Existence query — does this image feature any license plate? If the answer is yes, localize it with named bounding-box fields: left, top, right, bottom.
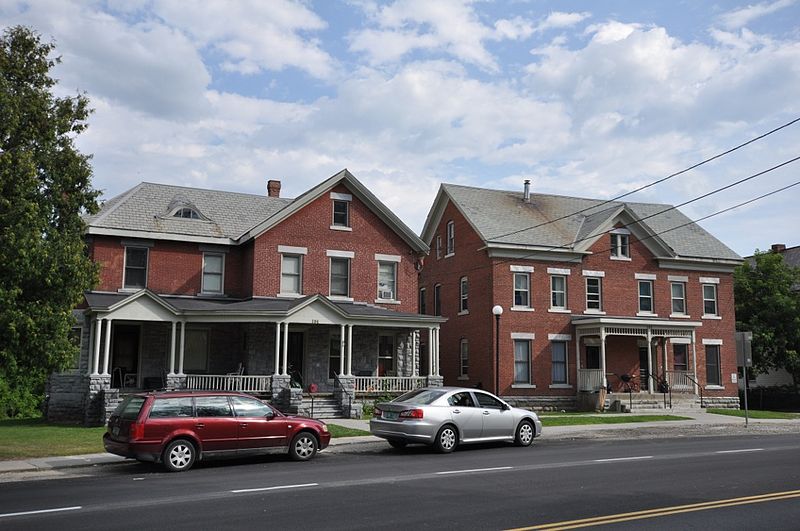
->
left=112, top=426, right=120, bottom=437
left=383, top=411, right=399, bottom=420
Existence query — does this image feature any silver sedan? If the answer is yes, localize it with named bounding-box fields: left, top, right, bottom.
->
left=369, top=387, right=542, bottom=453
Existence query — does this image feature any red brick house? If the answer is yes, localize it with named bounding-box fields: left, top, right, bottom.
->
left=419, top=181, right=742, bottom=411
left=47, top=170, right=444, bottom=424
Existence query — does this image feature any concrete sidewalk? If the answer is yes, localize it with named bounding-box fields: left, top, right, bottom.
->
left=2, top=411, right=798, bottom=475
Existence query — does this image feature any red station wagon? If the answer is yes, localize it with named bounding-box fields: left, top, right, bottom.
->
left=103, top=391, right=331, bottom=472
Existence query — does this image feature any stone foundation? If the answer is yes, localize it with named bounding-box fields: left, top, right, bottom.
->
left=504, top=395, right=578, bottom=412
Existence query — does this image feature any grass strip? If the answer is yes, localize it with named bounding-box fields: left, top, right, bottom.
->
left=0, top=418, right=106, bottom=459
left=541, top=415, right=691, bottom=427
left=705, top=408, right=800, bottom=420
left=326, top=423, right=371, bottom=438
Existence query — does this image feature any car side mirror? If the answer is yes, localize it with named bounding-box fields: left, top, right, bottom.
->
left=265, top=410, right=275, bottom=419
left=502, top=403, right=510, bottom=411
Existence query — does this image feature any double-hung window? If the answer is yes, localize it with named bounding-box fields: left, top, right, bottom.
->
left=202, top=253, right=224, bottom=294
left=610, top=230, right=630, bottom=259
left=377, top=262, right=397, bottom=301
left=550, top=275, right=567, bottom=309
left=419, top=288, right=426, bottom=314
left=281, top=255, right=302, bottom=295
left=435, top=235, right=442, bottom=259
left=671, top=282, right=686, bottom=315
left=586, top=277, right=602, bottom=311
left=514, top=273, right=530, bottom=308
left=514, top=339, right=532, bottom=384
left=551, top=342, right=567, bottom=385
left=332, top=200, right=349, bottom=228
left=673, top=344, right=688, bottom=371
left=433, top=284, right=442, bottom=316
left=330, top=257, right=350, bottom=297
left=638, top=280, right=653, bottom=313
left=703, top=284, right=718, bottom=316
left=124, top=247, right=148, bottom=289
left=459, top=339, right=469, bottom=378
left=459, top=277, right=468, bottom=313
left=706, top=344, right=721, bottom=386
left=446, top=221, right=455, bottom=255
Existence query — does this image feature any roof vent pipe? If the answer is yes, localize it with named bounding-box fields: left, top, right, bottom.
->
left=523, top=179, right=531, bottom=203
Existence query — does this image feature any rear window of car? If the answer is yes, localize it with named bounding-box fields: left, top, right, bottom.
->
left=195, top=396, right=234, bottom=417
left=393, top=389, right=446, bottom=405
left=149, top=397, right=194, bottom=418
left=114, top=396, right=146, bottom=421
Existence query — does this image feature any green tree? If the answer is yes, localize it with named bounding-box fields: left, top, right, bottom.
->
left=0, top=26, right=99, bottom=418
left=735, top=250, right=800, bottom=390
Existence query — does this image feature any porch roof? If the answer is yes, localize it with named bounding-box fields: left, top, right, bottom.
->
left=82, top=290, right=446, bottom=327
left=571, top=315, right=701, bottom=339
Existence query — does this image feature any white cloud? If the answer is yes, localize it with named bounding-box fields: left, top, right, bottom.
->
left=717, top=0, right=796, bottom=30
left=534, top=11, right=591, bottom=33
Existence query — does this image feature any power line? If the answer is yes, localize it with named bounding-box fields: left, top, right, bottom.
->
left=487, top=116, right=800, bottom=242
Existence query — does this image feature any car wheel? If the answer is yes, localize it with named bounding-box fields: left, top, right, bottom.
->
left=289, top=432, right=318, bottom=461
left=388, top=439, right=407, bottom=449
left=434, top=424, right=458, bottom=453
left=515, top=420, right=534, bottom=447
left=163, top=439, right=196, bottom=472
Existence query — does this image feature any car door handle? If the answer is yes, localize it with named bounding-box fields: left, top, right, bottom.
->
left=195, top=423, right=205, bottom=429
left=482, top=411, right=491, bottom=415
left=240, top=423, right=248, bottom=428
left=453, top=409, right=461, bottom=414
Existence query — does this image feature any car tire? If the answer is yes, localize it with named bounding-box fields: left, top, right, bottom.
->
left=289, top=432, right=318, bottom=461
left=388, top=439, right=407, bottom=449
left=162, top=439, right=196, bottom=472
left=514, top=420, right=535, bottom=447
left=433, top=424, right=458, bottom=453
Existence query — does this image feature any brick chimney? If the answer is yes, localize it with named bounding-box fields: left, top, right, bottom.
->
left=267, top=180, right=281, bottom=198
left=772, top=243, right=786, bottom=253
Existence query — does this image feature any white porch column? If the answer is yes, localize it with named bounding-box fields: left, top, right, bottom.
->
left=412, top=330, right=418, bottom=377
left=101, top=319, right=112, bottom=376
left=92, top=318, right=102, bottom=376
left=274, top=322, right=281, bottom=375
left=346, top=324, right=353, bottom=376
left=427, top=327, right=434, bottom=376
left=434, top=327, right=440, bottom=376
left=168, top=321, right=177, bottom=376
left=178, top=321, right=186, bottom=376
left=646, top=329, right=654, bottom=395
left=575, top=333, right=581, bottom=373
left=339, top=324, right=346, bottom=376
left=691, top=330, right=698, bottom=394
left=600, top=327, right=607, bottom=388
left=281, top=322, right=289, bottom=375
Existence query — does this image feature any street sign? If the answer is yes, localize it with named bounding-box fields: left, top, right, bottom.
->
left=735, top=331, right=753, bottom=367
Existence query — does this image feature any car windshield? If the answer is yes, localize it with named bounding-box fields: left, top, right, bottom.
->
left=393, top=389, right=447, bottom=405
left=114, top=396, right=146, bottom=421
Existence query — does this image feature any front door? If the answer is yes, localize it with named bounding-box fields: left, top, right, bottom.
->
left=638, top=347, right=649, bottom=391
left=287, top=332, right=304, bottom=388
left=112, top=324, right=140, bottom=389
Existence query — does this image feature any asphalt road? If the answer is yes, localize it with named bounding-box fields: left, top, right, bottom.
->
left=2, top=434, right=800, bottom=530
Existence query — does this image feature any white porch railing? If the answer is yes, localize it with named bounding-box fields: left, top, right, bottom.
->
left=578, top=369, right=605, bottom=392
left=666, top=370, right=695, bottom=392
left=186, top=374, right=272, bottom=393
left=354, top=376, right=427, bottom=394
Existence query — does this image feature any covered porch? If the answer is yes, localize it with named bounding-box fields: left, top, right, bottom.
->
left=572, top=316, right=702, bottom=395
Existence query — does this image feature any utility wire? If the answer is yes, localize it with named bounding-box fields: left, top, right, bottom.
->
left=486, top=116, right=800, bottom=242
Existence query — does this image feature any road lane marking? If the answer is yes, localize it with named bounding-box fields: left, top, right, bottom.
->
left=716, top=448, right=764, bottom=454
left=436, top=466, right=513, bottom=475
left=507, top=489, right=800, bottom=530
left=593, top=456, right=653, bottom=463
left=231, top=483, right=318, bottom=494
left=0, top=506, right=82, bottom=519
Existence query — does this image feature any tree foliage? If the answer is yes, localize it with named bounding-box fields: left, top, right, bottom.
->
left=0, top=26, right=99, bottom=417
left=734, top=250, right=800, bottom=388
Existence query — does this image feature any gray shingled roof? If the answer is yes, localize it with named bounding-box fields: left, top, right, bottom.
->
left=443, top=184, right=741, bottom=261
left=85, top=182, right=292, bottom=240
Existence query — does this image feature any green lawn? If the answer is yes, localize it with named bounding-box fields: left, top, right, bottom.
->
left=706, top=408, right=800, bottom=420
left=541, top=414, right=691, bottom=427
left=0, top=418, right=106, bottom=459
left=0, top=418, right=371, bottom=461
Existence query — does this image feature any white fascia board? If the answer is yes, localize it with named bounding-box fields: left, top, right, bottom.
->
left=86, top=227, right=235, bottom=246
left=657, top=257, right=741, bottom=273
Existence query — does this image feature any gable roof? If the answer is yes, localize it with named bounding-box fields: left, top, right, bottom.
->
left=84, top=170, right=428, bottom=253
left=421, top=183, right=741, bottom=264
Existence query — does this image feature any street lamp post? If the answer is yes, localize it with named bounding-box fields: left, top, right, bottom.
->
left=492, top=305, right=503, bottom=396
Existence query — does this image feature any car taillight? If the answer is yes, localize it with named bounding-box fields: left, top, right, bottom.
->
left=399, top=408, right=423, bottom=419
left=373, top=407, right=382, bottom=418
left=129, top=422, right=144, bottom=440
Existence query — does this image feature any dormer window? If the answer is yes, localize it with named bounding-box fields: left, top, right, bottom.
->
left=173, top=207, right=201, bottom=219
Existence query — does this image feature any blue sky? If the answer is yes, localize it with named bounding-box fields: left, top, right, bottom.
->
left=2, top=0, right=799, bottom=256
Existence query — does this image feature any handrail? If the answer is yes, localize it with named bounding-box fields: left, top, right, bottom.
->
left=684, top=373, right=704, bottom=408
left=333, top=373, right=352, bottom=418
left=647, top=371, right=672, bottom=409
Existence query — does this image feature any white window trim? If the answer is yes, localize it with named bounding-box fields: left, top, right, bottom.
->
left=550, top=274, right=568, bottom=311
left=582, top=270, right=605, bottom=277
left=510, top=307, right=535, bottom=312
left=702, top=315, right=722, bottom=320
left=330, top=192, right=352, bottom=201
left=704, top=385, right=725, bottom=390
left=585, top=276, right=603, bottom=312
left=459, top=339, right=469, bottom=378
left=278, top=245, right=308, bottom=255
left=375, top=253, right=401, bottom=262
left=638, top=279, right=654, bottom=315
left=702, top=338, right=723, bottom=345
left=549, top=384, right=573, bottom=389
left=547, top=267, right=571, bottom=275
left=668, top=275, right=688, bottom=282
left=702, top=283, right=719, bottom=318
left=610, top=228, right=631, bottom=234
left=511, top=332, right=535, bottom=340
left=326, top=249, right=355, bottom=259
left=671, top=337, right=691, bottom=345
left=512, top=384, right=537, bottom=389
left=510, top=265, right=534, bottom=273
left=435, top=235, right=442, bottom=260
left=278, top=254, right=303, bottom=298
left=377, top=261, right=398, bottom=302
left=610, top=256, right=632, bottom=262
left=699, top=277, right=720, bottom=284
left=513, top=271, right=532, bottom=310
left=459, top=276, right=469, bottom=313
left=583, top=309, right=607, bottom=315
left=548, top=334, right=572, bottom=341
left=669, top=313, right=692, bottom=319
left=635, top=273, right=656, bottom=280
left=331, top=197, right=351, bottom=229
left=446, top=220, right=455, bottom=256
left=329, top=225, right=353, bottom=232
left=201, top=252, right=225, bottom=295
left=548, top=308, right=573, bottom=314
left=329, top=256, right=351, bottom=299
